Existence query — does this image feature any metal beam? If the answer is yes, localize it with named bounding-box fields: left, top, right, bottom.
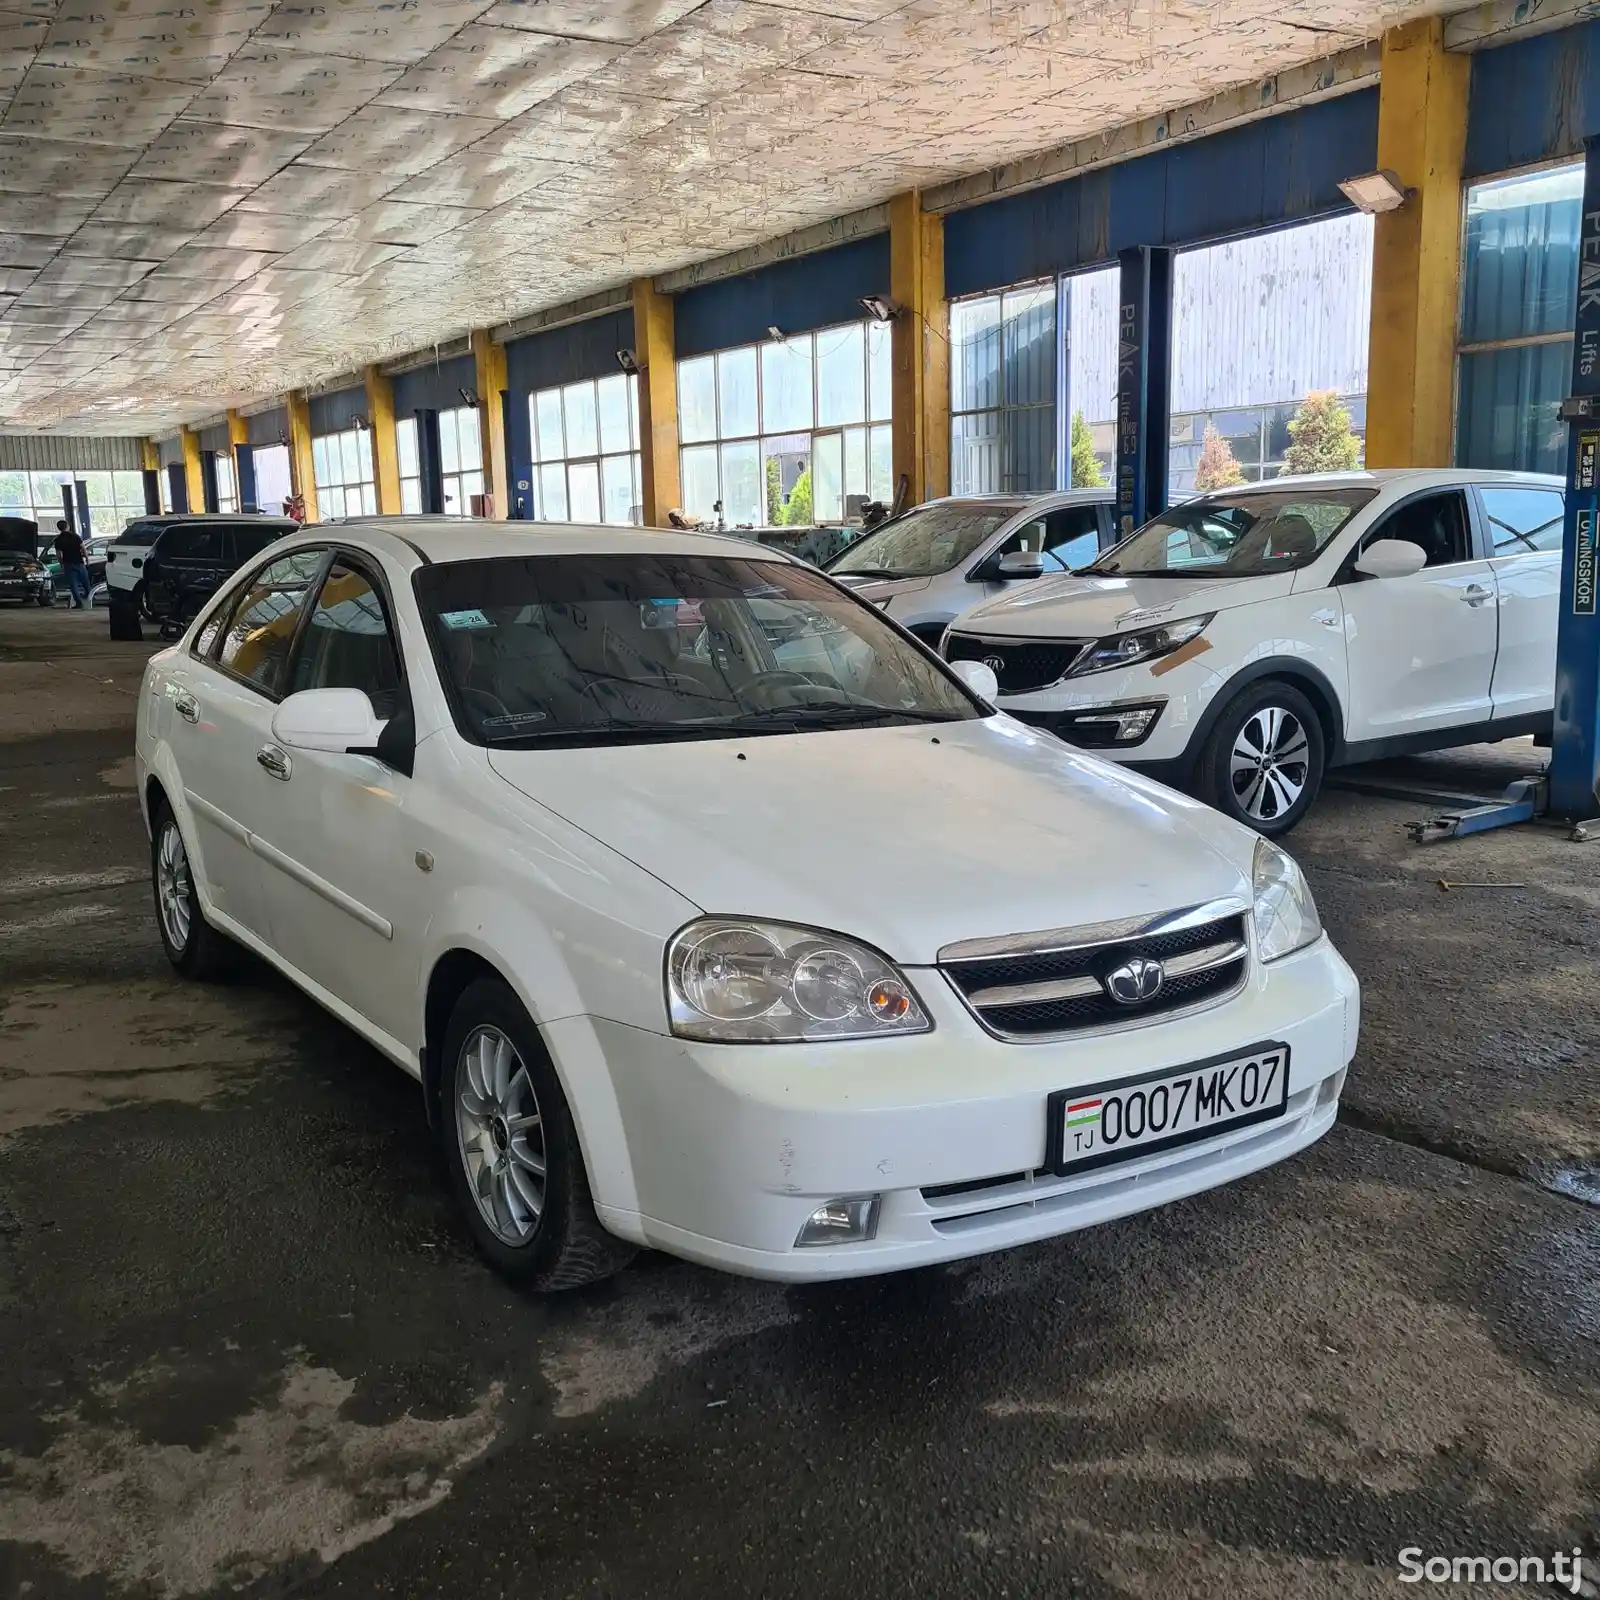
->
left=1444, top=0, right=1600, bottom=51
left=493, top=286, right=632, bottom=346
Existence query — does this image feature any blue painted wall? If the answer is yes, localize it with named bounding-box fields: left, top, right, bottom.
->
left=944, top=88, right=1378, bottom=298
left=308, top=386, right=367, bottom=435
left=245, top=406, right=288, bottom=449
left=197, top=422, right=229, bottom=453
left=674, top=233, right=891, bottom=358
left=391, top=353, right=476, bottom=416
left=1465, top=20, right=1600, bottom=179
left=504, top=307, right=634, bottom=518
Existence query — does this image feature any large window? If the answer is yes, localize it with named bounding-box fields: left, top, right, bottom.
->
left=396, top=418, right=423, bottom=512
left=530, top=373, right=641, bottom=525
left=311, top=426, right=377, bottom=519
left=1456, top=163, right=1581, bottom=475
left=676, top=320, right=892, bottom=527
left=215, top=452, right=238, bottom=513
left=0, top=469, right=149, bottom=537
left=254, top=443, right=293, bottom=517
left=392, top=407, right=484, bottom=515
left=951, top=283, right=1057, bottom=494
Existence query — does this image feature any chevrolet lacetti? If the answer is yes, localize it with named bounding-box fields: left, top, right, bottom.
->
left=134, top=518, right=1359, bottom=1289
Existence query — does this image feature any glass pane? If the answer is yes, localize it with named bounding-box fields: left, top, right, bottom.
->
left=440, top=413, right=460, bottom=473
left=597, top=373, right=631, bottom=454
left=217, top=549, right=327, bottom=695
left=1456, top=340, right=1570, bottom=474
left=81, top=471, right=112, bottom=507
left=868, top=318, right=892, bottom=423
left=401, top=478, right=422, bottom=513
left=114, top=470, right=144, bottom=506
left=457, top=404, right=482, bottom=467
left=815, top=322, right=866, bottom=427
left=602, top=454, right=635, bottom=524
left=289, top=562, right=401, bottom=717
left=678, top=354, right=717, bottom=444
left=538, top=461, right=567, bottom=520
left=1004, top=406, right=1056, bottom=492
left=563, top=461, right=598, bottom=522
left=720, top=439, right=762, bottom=527
left=951, top=410, right=1001, bottom=495
left=869, top=424, right=892, bottom=503
left=1001, top=284, right=1056, bottom=407
left=312, top=435, right=330, bottom=486
left=361, top=485, right=377, bottom=515
left=340, top=430, right=360, bottom=484
left=760, top=337, right=812, bottom=433
left=679, top=443, right=719, bottom=517
left=843, top=425, right=867, bottom=502
left=357, top=429, right=374, bottom=482
left=812, top=431, right=843, bottom=522
left=1461, top=165, right=1582, bottom=345
left=1480, top=486, right=1567, bottom=553
left=462, top=470, right=484, bottom=509
left=325, top=485, right=346, bottom=519
left=396, top=417, right=419, bottom=477
left=256, top=444, right=292, bottom=513
left=717, top=344, right=758, bottom=438
left=951, top=295, right=1001, bottom=413
left=534, top=388, right=563, bottom=462
left=628, top=374, right=640, bottom=446
left=561, top=382, right=596, bottom=458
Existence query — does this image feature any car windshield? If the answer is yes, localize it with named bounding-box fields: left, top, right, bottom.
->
left=1088, top=488, right=1376, bottom=578
left=115, top=522, right=162, bottom=546
left=827, top=502, right=1023, bottom=579
left=415, top=552, right=982, bottom=748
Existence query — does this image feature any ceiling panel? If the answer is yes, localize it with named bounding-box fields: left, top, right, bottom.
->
left=65, top=223, right=198, bottom=261
left=298, top=104, right=499, bottom=174
left=90, top=178, right=253, bottom=229
left=191, top=210, right=333, bottom=252
left=130, top=120, right=315, bottom=187
left=255, top=0, right=497, bottom=64
left=233, top=162, right=406, bottom=219
left=0, top=65, right=199, bottom=147
left=0, top=234, right=66, bottom=269
left=385, top=150, right=573, bottom=210
left=323, top=199, right=484, bottom=246
left=376, top=25, right=619, bottom=120
left=271, top=236, right=410, bottom=274
left=0, top=134, right=136, bottom=197
left=480, top=0, right=705, bottom=42
left=33, top=5, right=271, bottom=84
left=183, top=44, right=406, bottom=133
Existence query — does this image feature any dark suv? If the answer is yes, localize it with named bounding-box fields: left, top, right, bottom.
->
left=105, top=515, right=300, bottom=640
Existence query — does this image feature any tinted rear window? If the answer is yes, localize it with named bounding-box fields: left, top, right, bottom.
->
left=116, top=522, right=163, bottom=547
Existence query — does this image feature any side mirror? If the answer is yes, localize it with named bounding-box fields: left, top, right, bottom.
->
left=948, top=658, right=999, bottom=702
left=1353, top=538, right=1427, bottom=580
left=271, top=687, right=380, bottom=753
left=997, top=550, right=1047, bottom=580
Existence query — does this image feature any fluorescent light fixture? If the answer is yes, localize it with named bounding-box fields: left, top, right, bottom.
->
left=1338, top=169, right=1411, bottom=214
left=858, top=294, right=903, bottom=323
left=766, top=323, right=783, bottom=340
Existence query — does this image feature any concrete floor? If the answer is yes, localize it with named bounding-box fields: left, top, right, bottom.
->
left=0, top=603, right=1595, bottom=1600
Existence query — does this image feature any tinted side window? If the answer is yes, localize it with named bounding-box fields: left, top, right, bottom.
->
left=1481, top=487, right=1565, bottom=554
left=216, top=549, right=329, bottom=697
left=288, top=562, right=402, bottom=718
left=231, top=525, right=287, bottom=563
left=1369, top=491, right=1471, bottom=569
left=995, top=517, right=1068, bottom=572
left=1043, top=504, right=1103, bottom=571
left=159, top=526, right=226, bottom=562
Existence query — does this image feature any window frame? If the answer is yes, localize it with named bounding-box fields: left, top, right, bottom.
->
left=528, top=374, right=642, bottom=527
left=1338, top=487, right=1480, bottom=579
left=286, top=547, right=409, bottom=715
left=311, top=424, right=378, bottom=520
left=1472, top=482, right=1567, bottom=556
left=197, top=543, right=336, bottom=703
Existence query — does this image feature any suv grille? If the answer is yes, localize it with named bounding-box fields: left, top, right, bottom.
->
left=943, top=632, right=1089, bottom=695
left=940, top=907, right=1248, bottom=1038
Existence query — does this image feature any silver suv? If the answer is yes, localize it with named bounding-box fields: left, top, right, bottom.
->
left=824, top=490, right=1117, bottom=648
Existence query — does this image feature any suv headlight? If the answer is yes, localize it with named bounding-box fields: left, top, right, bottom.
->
left=1067, top=614, right=1212, bottom=677
left=1252, top=839, right=1322, bottom=962
left=666, top=918, right=931, bottom=1043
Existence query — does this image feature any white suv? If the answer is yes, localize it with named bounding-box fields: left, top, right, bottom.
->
left=134, top=519, right=1357, bottom=1288
left=943, top=469, right=1565, bottom=834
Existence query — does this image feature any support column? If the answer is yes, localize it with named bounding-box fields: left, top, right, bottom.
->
left=200, top=450, right=220, bottom=513
left=1364, top=17, right=1469, bottom=468
left=286, top=390, right=317, bottom=523
left=632, top=276, right=680, bottom=527
left=470, top=330, right=508, bottom=519
left=1114, top=245, right=1175, bottom=535
left=889, top=190, right=949, bottom=508
left=416, top=409, right=444, bottom=514
left=180, top=426, right=204, bottom=516
left=166, top=462, right=189, bottom=514
left=363, top=366, right=401, bottom=515
left=140, top=439, right=161, bottom=513
left=227, top=409, right=256, bottom=512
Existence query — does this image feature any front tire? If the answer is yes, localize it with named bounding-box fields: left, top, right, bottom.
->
left=109, top=590, right=141, bottom=640
left=1196, top=679, right=1325, bottom=836
left=440, top=977, right=634, bottom=1291
left=150, top=802, right=232, bottom=979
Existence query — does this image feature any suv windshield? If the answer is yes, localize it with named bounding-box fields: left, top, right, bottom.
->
left=827, top=502, right=1023, bottom=579
left=1089, top=488, right=1376, bottom=578
left=416, top=553, right=981, bottom=748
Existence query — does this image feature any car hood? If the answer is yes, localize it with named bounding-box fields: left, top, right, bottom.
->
left=486, top=716, right=1253, bottom=965
left=952, top=571, right=1292, bottom=639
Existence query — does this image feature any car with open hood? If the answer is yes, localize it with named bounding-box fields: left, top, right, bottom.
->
left=134, top=517, right=1358, bottom=1288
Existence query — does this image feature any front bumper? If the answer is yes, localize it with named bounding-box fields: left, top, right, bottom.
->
left=573, top=936, right=1359, bottom=1280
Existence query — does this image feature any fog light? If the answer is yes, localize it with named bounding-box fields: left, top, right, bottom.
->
left=1316, top=1068, right=1346, bottom=1110
left=1063, top=703, right=1162, bottom=747
left=795, top=1195, right=880, bottom=1246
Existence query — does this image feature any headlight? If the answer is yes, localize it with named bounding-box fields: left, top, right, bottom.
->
left=1067, top=614, right=1212, bottom=677
left=666, top=918, right=931, bottom=1043
left=1252, top=839, right=1322, bottom=961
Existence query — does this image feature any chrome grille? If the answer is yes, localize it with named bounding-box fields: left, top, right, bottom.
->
left=943, top=632, right=1090, bottom=694
left=939, top=903, right=1249, bottom=1039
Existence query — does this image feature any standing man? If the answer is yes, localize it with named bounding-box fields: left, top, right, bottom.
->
left=53, top=518, right=89, bottom=610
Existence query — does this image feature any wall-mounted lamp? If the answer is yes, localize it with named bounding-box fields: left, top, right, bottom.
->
left=859, top=294, right=904, bottom=323
left=458, top=386, right=481, bottom=409
left=616, top=348, right=641, bottom=375
left=766, top=324, right=784, bottom=341
left=1337, top=169, right=1412, bottom=214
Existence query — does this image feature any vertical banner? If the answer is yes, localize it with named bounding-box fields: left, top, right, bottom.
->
left=1114, top=246, right=1173, bottom=536
left=1551, top=135, right=1600, bottom=818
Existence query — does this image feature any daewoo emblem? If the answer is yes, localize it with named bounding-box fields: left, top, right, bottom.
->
left=1105, top=955, right=1165, bottom=1006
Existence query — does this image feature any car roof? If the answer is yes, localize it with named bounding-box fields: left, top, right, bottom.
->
left=116, top=514, right=300, bottom=530
left=313, top=516, right=796, bottom=565
left=1224, top=468, right=1566, bottom=492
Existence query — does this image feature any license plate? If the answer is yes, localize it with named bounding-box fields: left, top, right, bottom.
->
left=1046, top=1042, right=1290, bottom=1176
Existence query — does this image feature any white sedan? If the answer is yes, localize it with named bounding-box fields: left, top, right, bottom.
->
left=135, top=519, right=1359, bottom=1288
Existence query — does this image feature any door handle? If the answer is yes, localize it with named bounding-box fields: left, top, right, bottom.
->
left=256, top=745, right=292, bottom=781
left=174, top=691, right=199, bottom=723
left=1461, top=583, right=1493, bottom=607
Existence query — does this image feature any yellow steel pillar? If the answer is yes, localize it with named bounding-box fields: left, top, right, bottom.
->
left=890, top=190, right=949, bottom=506
left=286, top=390, right=318, bottom=522
left=632, top=276, right=680, bottom=526
left=470, top=329, right=508, bottom=518
left=179, top=425, right=204, bottom=515
left=1364, top=17, right=1469, bottom=468
left=225, top=408, right=247, bottom=456
left=363, top=365, right=402, bottom=514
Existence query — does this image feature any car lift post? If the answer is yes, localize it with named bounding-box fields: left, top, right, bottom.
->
left=1407, top=135, right=1600, bottom=843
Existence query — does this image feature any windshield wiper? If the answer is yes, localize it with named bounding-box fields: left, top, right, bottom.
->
left=835, top=566, right=908, bottom=581
left=481, top=704, right=967, bottom=748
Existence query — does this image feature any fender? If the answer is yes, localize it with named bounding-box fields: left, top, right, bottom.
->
left=140, top=735, right=231, bottom=924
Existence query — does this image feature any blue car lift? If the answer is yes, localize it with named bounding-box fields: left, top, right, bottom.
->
left=1406, top=136, right=1600, bottom=844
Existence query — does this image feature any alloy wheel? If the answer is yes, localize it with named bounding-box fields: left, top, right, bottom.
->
left=156, top=820, right=192, bottom=951
left=454, top=1025, right=547, bottom=1246
left=1228, top=704, right=1310, bottom=823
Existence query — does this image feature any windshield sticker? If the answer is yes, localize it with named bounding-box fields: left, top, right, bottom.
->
left=480, top=711, right=548, bottom=729
left=440, top=608, right=491, bottom=630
